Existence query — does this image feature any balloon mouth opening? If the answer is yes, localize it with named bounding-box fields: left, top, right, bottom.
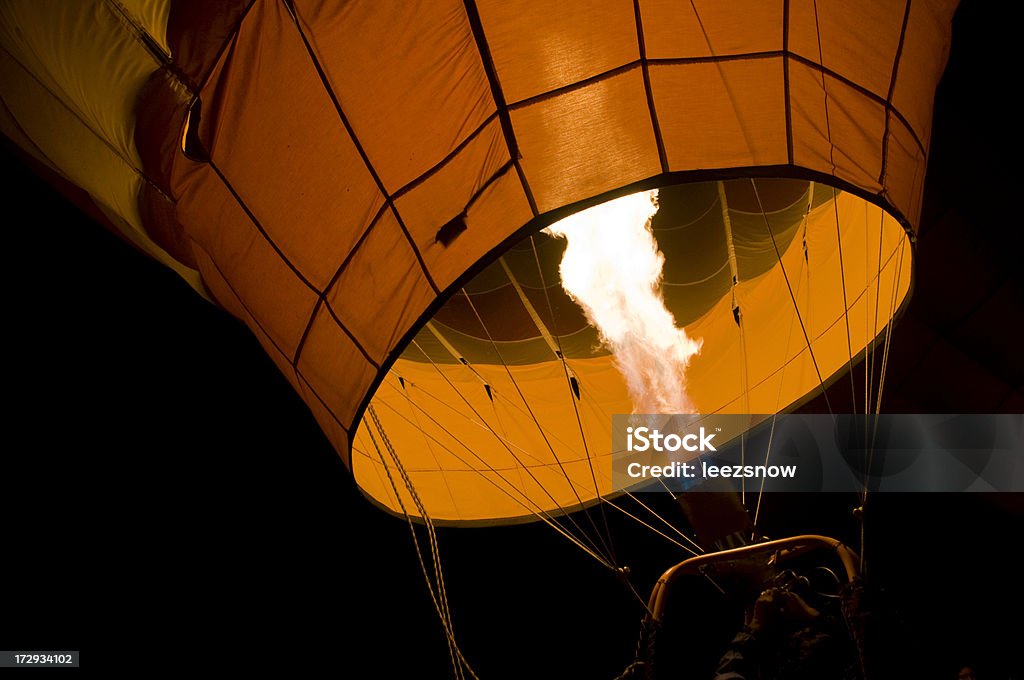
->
left=352, top=178, right=912, bottom=523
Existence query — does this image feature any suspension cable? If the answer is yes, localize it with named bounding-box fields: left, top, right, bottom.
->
left=365, top=409, right=478, bottom=680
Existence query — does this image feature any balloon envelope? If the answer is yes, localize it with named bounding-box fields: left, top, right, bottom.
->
left=0, top=0, right=955, bottom=522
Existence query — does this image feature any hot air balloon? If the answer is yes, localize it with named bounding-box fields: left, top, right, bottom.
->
left=0, top=1, right=960, bottom=676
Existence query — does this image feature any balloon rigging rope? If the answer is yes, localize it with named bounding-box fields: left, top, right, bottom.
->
left=528, top=236, right=705, bottom=556
left=460, top=290, right=620, bottom=564
left=366, top=407, right=477, bottom=680
left=484, top=382, right=532, bottom=503
left=621, top=489, right=704, bottom=554
left=368, top=407, right=465, bottom=680
left=864, top=210, right=888, bottom=502
left=718, top=181, right=753, bottom=503
left=752, top=234, right=810, bottom=531
left=813, top=0, right=893, bottom=569
left=392, top=364, right=558, bottom=469
left=832, top=187, right=860, bottom=412
left=376, top=374, right=616, bottom=567
left=553, top=367, right=705, bottom=556
left=373, top=379, right=661, bottom=621
left=750, top=179, right=835, bottom=417
left=812, top=0, right=860, bottom=417
left=372, top=412, right=461, bottom=679
left=412, top=341, right=583, bottom=470
left=861, top=230, right=907, bottom=571
left=738, top=302, right=750, bottom=503
left=402, top=370, right=461, bottom=514
left=416, top=340, right=674, bottom=610
left=863, top=210, right=879, bottom=450
left=379, top=376, right=695, bottom=616
left=526, top=236, right=619, bottom=565
left=396, top=356, right=698, bottom=562
left=688, top=20, right=765, bottom=510
left=402, top=340, right=616, bottom=566
left=692, top=0, right=784, bottom=527
left=601, top=497, right=699, bottom=558
left=866, top=237, right=907, bottom=491
left=394, top=346, right=702, bottom=562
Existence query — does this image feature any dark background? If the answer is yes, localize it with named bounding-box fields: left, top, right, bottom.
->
left=2, top=3, right=1021, bottom=677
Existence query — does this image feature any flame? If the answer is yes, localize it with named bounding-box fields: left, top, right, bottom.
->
left=543, top=190, right=702, bottom=413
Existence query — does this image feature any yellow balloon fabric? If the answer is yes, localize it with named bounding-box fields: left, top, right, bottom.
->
left=0, top=0, right=955, bottom=522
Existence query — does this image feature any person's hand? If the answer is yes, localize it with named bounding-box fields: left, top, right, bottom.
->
left=747, top=589, right=820, bottom=633
left=776, top=590, right=820, bottom=622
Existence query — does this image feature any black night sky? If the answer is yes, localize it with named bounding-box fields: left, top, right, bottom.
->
left=2, top=3, right=1020, bottom=678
